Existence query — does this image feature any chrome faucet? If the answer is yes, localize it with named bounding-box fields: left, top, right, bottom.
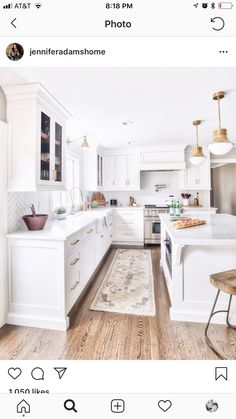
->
left=70, top=187, right=84, bottom=215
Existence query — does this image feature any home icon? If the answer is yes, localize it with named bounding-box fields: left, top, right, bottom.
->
left=17, top=399, right=30, bottom=414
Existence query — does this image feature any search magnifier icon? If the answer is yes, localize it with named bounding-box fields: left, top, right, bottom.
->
left=64, top=399, right=77, bottom=413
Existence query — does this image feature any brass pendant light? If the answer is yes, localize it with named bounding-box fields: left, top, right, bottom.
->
left=190, top=120, right=206, bottom=165
left=208, top=91, right=233, bottom=155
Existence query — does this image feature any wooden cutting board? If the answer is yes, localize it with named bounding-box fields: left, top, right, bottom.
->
left=91, top=192, right=106, bottom=206
left=172, top=219, right=206, bottom=229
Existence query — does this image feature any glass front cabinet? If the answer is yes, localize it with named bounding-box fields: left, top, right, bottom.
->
left=3, top=83, right=71, bottom=192
left=39, top=110, right=64, bottom=187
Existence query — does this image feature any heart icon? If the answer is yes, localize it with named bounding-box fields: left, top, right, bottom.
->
left=158, top=400, right=172, bottom=412
left=8, top=367, right=22, bottom=380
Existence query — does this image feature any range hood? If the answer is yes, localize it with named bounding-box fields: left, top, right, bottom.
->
left=140, top=149, right=186, bottom=171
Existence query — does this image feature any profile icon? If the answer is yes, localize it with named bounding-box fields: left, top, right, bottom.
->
left=6, top=43, right=24, bottom=61
left=205, top=399, right=219, bottom=413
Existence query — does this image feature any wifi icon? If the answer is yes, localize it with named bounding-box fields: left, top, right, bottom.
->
left=35, top=2, right=42, bottom=8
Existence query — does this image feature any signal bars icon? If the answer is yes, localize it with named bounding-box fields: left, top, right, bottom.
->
left=3, top=3, right=13, bottom=8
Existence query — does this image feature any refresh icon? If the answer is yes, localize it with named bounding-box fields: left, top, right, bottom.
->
left=211, top=16, right=225, bottom=31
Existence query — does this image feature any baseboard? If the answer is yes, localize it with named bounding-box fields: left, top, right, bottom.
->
left=7, top=313, right=69, bottom=331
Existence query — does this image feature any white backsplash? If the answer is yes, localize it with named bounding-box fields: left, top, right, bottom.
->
left=102, top=171, right=209, bottom=207
left=8, top=191, right=52, bottom=233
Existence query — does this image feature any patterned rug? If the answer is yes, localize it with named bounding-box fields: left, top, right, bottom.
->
left=90, top=249, right=156, bottom=316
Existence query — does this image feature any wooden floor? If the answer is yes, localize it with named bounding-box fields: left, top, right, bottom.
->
left=0, top=247, right=235, bottom=360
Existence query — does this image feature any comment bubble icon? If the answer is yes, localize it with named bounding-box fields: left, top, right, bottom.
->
left=31, top=367, right=44, bottom=380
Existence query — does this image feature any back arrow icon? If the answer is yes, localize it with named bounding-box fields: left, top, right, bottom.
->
left=11, top=18, right=17, bottom=28
left=211, top=17, right=225, bottom=31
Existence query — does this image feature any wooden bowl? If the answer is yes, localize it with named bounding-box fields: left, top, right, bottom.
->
left=22, top=214, right=48, bottom=231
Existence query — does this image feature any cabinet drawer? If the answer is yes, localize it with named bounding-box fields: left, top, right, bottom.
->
left=65, top=233, right=81, bottom=255
left=115, top=219, right=141, bottom=229
left=115, top=228, right=143, bottom=242
left=115, top=211, right=142, bottom=223
left=66, top=249, right=83, bottom=312
left=81, top=224, right=96, bottom=241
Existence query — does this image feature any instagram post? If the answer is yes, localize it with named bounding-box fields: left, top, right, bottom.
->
left=0, top=66, right=236, bottom=361
left=1, top=1, right=236, bottom=417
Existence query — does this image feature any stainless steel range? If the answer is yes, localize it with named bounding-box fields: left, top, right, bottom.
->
left=144, top=205, right=169, bottom=244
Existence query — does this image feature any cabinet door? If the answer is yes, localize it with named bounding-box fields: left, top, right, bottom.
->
left=81, top=235, right=96, bottom=284
left=114, top=155, right=127, bottom=189
left=103, top=155, right=116, bottom=190
left=97, top=154, right=103, bottom=188
left=40, top=111, right=51, bottom=182
left=39, top=110, right=65, bottom=188
left=126, top=154, right=140, bottom=190
left=54, top=121, right=63, bottom=183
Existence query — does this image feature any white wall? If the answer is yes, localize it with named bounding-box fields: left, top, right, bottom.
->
left=0, top=88, right=6, bottom=122
left=0, top=122, right=7, bottom=327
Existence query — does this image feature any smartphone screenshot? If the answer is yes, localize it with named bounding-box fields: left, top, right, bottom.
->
left=0, top=0, right=236, bottom=417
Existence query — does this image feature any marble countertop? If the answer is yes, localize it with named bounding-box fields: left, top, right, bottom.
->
left=159, top=213, right=236, bottom=246
left=7, top=208, right=113, bottom=241
left=7, top=206, right=144, bottom=241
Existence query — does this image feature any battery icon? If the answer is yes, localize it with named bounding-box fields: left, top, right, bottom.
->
left=218, top=2, right=234, bottom=8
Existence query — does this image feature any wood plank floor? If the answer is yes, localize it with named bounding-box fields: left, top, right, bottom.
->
left=0, top=246, right=235, bottom=360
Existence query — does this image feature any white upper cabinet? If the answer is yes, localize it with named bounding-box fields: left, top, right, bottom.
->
left=82, top=146, right=104, bottom=191
left=3, top=83, right=71, bottom=192
left=103, top=154, right=115, bottom=190
left=103, top=152, right=140, bottom=191
left=183, top=146, right=211, bottom=190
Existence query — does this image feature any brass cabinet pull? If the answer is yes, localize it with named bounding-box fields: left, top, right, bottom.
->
left=70, top=257, right=80, bottom=266
left=70, top=280, right=80, bottom=291
left=71, top=239, right=80, bottom=245
left=100, top=234, right=103, bottom=238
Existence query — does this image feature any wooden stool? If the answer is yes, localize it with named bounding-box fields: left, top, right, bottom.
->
left=205, top=269, right=236, bottom=360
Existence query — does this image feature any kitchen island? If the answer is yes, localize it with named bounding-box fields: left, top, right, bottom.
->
left=160, top=213, right=236, bottom=324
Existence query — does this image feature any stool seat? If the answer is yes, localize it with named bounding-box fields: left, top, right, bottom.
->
left=210, top=269, right=236, bottom=296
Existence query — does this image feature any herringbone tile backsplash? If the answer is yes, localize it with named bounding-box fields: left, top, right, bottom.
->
left=8, top=192, right=52, bottom=233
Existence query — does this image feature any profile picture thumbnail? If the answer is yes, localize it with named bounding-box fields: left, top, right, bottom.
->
left=205, top=399, right=219, bottom=413
left=6, top=43, right=24, bottom=61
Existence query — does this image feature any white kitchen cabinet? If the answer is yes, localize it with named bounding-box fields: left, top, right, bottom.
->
left=7, top=222, right=97, bottom=330
left=82, top=146, right=104, bottom=191
left=3, top=83, right=71, bottom=192
left=95, top=212, right=113, bottom=265
left=103, top=153, right=140, bottom=191
left=80, top=225, right=96, bottom=283
left=114, top=208, right=144, bottom=245
left=103, top=154, right=115, bottom=190
left=183, top=146, right=211, bottom=190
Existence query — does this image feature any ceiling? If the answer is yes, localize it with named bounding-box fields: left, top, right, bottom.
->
left=1, top=67, right=236, bottom=148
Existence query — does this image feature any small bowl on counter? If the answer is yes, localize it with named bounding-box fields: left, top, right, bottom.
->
left=22, top=214, right=48, bottom=231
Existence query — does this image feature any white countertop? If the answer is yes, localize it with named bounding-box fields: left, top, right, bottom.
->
left=7, top=206, right=143, bottom=241
left=160, top=213, right=236, bottom=246
left=182, top=206, right=217, bottom=210
left=7, top=208, right=113, bottom=241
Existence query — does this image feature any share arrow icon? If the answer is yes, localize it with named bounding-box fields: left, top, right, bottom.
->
left=54, top=367, right=67, bottom=379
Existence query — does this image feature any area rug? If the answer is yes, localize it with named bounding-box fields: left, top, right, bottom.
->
left=90, top=249, right=156, bottom=316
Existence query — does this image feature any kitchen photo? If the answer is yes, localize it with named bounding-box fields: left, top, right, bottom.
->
left=0, top=67, right=236, bottom=360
